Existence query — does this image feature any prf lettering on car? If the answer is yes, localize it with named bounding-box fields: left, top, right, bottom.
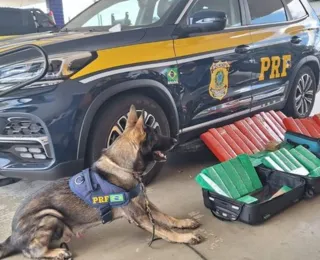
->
left=259, top=55, right=291, bottom=81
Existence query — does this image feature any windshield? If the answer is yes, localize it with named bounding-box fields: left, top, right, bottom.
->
left=63, top=0, right=179, bottom=31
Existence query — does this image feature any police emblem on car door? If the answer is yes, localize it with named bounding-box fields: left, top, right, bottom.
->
left=209, top=61, right=230, bottom=100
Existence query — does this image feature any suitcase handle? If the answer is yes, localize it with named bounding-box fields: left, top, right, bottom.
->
left=211, top=209, right=238, bottom=222
left=208, top=194, right=243, bottom=222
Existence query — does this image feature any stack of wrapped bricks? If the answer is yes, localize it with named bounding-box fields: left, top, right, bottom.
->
left=201, top=111, right=287, bottom=162
left=283, top=115, right=320, bottom=138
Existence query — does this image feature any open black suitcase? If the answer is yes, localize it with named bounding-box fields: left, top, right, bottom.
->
left=202, top=167, right=306, bottom=225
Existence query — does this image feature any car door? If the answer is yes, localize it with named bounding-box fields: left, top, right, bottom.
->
left=245, top=0, right=294, bottom=112
left=173, top=0, right=254, bottom=133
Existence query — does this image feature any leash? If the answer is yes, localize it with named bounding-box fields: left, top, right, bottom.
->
left=134, top=175, right=208, bottom=260
left=134, top=174, right=158, bottom=247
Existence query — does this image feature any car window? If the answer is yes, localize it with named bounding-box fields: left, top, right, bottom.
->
left=283, top=0, right=307, bottom=20
left=187, top=0, right=242, bottom=28
left=65, top=0, right=179, bottom=30
left=83, top=0, right=140, bottom=27
left=247, top=0, right=288, bottom=25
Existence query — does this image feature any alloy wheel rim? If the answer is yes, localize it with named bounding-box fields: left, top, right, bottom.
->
left=295, top=74, right=314, bottom=116
left=106, top=110, right=161, bottom=176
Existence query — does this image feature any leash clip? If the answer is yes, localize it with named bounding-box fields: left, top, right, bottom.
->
left=100, top=206, right=113, bottom=224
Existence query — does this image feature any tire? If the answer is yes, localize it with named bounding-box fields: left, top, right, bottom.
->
left=86, top=94, right=170, bottom=185
left=283, top=66, right=317, bottom=118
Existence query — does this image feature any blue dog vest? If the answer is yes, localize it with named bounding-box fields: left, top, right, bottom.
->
left=69, top=169, right=142, bottom=224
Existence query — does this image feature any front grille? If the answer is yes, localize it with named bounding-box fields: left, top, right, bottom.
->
left=3, top=119, right=45, bottom=136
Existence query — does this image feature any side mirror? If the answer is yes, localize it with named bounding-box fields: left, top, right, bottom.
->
left=183, top=10, right=227, bottom=35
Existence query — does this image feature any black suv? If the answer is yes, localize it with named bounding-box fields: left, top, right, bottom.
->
left=0, top=0, right=319, bottom=184
left=0, top=8, right=57, bottom=36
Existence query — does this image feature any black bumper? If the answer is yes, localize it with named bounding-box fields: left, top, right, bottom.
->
left=0, top=109, right=83, bottom=180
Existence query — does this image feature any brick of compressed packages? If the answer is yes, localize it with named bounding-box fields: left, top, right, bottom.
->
left=274, top=150, right=296, bottom=171
left=201, top=168, right=232, bottom=197
left=295, top=145, right=320, bottom=166
left=214, top=164, right=241, bottom=199
left=290, top=149, right=316, bottom=172
left=237, top=154, right=263, bottom=190
left=230, top=158, right=255, bottom=192
left=222, top=161, right=249, bottom=197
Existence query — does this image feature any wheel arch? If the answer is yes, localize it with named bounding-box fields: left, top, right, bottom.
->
left=289, top=56, right=320, bottom=93
left=77, top=79, right=180, bottom=160
left=304, top=59, right=320, bottom=91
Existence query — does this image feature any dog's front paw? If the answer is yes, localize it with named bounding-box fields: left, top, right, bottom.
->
left=187, top=233, right=204, bottom=245
left=184, top=218, right=201, bottom=229
left=53, top=248, right=72, bottom=260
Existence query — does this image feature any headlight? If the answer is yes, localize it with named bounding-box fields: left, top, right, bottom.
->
left=0, top=52, right=95, bottom=91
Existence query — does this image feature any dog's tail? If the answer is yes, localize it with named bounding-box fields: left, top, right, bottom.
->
left=0, top=236, right=16, bottom=259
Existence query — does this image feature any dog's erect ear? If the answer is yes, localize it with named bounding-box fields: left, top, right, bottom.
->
left=126, top=105, right=138, bottom=129
left=135, top=111, right=146, bottom=133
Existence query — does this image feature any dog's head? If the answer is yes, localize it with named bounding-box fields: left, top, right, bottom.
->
left=123, top=105, right=177, bottom=163
left=98, top=105, right=177, bottom=174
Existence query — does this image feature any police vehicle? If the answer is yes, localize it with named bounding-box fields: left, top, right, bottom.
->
left=0, top=8, right=57, bottom=36
left=0, top=0, right=319, bottom=184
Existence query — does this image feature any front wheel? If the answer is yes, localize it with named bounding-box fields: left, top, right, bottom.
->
left=86, top=94, right=171, bottom=185
left=283, top=66, right=317, bottom=118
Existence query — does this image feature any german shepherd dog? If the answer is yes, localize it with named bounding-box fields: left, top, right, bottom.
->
left=0, top=105, right=202, bottom=259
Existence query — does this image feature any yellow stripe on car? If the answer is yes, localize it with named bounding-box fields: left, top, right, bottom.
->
left=72, top=30, right=253, bottom=79
left=71, top=40, right=176, bottom=79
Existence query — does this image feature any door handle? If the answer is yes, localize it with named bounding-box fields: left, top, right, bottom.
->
left=291, top=36, right=302, bottom=44
left=235, top=45, right=251, bottom=54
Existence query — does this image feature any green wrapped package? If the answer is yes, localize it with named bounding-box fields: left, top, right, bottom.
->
left=275, top=150, right=296, bottom=170
left=195, top=155, right=263, bottom=200
left=262, top=155, right=309, bottom=176
left=237, top=195, right=258, bottom=204
left=290, top=149, right=317, bottom=171
left=195, top=172, right=231, bottom=197
left=201, top=168, right=232, bottom=197
left=269, top=153, right=291, bottom=172
left=222, top=161, right=249, bottom=197
left=214, top=164, right=241, bottom=199
left=280, top=148, right=303, bottom=169
left=230, top=158, right=255, bottom=192
left=295, top=146, right=320, bottom=166
left=195, top=174, right=215, bottom=193
left=309, top=168, right=320, bottom=178
left=262, top=156, right=283, bottom=171
left=238, top=154, right=263, bottom=190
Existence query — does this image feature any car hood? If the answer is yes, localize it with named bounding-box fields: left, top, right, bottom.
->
left=0, top=29, right=146, bottom=55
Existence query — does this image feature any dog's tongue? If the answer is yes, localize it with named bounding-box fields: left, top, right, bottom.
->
left=154, top=151, right=167, bottom=160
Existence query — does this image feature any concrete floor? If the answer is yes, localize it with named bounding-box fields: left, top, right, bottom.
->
left=1, top=98, right=320, bottom=260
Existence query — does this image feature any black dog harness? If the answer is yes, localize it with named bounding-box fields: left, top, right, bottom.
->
left=69, top=169, right=142, bottom=224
